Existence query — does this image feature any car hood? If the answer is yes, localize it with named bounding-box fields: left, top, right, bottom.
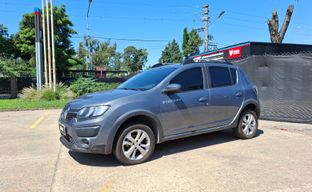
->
left=67, top=89, right=140, bottom=110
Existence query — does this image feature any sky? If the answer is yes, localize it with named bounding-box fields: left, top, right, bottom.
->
left=0, top=0, right=311, bottom=67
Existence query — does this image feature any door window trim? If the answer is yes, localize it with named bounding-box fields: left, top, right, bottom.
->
left=167, top=66, right=206, bottom=93
left=206, top=66, right=237, bottom=89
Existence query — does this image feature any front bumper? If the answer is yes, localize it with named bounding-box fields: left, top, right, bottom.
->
left=59, top=120, right=108, bottom=154
left=60, top=135, right=106, bottom=154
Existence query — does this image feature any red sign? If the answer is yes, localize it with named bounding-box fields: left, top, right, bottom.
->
left=228, top=47, right=242, bottom=59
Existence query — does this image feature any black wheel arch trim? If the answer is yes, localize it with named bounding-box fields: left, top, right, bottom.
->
left=105, top=110, right=163, bottom=154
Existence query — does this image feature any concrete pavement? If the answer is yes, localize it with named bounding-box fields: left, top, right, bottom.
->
left=0, top=109, right=311, bottom=192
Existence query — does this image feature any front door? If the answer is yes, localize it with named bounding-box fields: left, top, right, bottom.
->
left=160, top=67, right=211, bottom=136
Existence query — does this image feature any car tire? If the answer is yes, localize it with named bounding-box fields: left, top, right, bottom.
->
left=114, top=123, right=156, bottom=165
left=233, top=110, right=258, bottom=139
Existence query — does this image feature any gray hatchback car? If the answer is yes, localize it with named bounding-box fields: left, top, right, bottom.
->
left=59, top=61, right=260, bottom=165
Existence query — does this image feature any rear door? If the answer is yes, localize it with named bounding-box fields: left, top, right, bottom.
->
left=206, top=66, right=243, bottom=127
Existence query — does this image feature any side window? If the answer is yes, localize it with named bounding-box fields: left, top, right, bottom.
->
left=170, top=67, right=203, bottom=92
left=230, top=68, right=237, bottom=84
left=209, top=67, right=232, bottom=88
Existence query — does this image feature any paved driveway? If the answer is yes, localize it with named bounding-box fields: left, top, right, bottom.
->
left=0, top=110, right=312, bottom=192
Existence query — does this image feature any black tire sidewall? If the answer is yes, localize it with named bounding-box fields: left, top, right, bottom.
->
left=236, top=110, right=258, bottom=139
left=114, top=123, right=156, bottom=165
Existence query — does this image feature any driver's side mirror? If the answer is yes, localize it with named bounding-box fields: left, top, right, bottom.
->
left=162, top=83, right=182, bottom=94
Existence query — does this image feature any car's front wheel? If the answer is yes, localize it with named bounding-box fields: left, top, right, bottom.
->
left=114, top=123, right=155, bottom=165
left=233, top=110, right=258, bottom=139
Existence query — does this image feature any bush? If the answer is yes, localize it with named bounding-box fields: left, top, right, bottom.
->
left=20, top=87, right=42, bottom=100
left=56, top=83, right=76, bottom=99
left=41, top=89, right=59, bottom=101
left=69, top=78, right=119, bottom=96
left=20, top=84, right=76, bottom=101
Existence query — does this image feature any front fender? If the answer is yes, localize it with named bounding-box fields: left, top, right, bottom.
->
left=105, top=110, right=163, bottom=154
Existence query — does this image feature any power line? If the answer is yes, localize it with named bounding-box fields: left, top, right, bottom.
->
left=72, top=36, right=170, bottom=42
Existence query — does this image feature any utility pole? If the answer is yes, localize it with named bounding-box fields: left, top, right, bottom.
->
left=45, top=0, right=52, bottom=89
left=50, top=0, right=56, bottom=91
left=203, top=4, right=209, bottom=52
left=34, top=8, right=42, bottom=90
left=41, top=0, right=48, bottom=87
left=195, top=5, right=224, bottom=52
left=86, top=0, right=93, bottom=70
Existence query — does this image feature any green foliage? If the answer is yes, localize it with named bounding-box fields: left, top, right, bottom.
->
left=123, top=46, right=148, bottom=72
left=92, top=41, right=118, bottom=68
left=0, top=99, right=68, bottom=111
left=0, top=24, right=8, bottom=37
left=112, top=52, right=123, bottom=70
left=14, top=4, right=78, bottom=77
left=182, top=27, right=203, bottom=58
left=20, top=84, right=75, bottom=101
left=56, top=83, right=76, bottom=99
left=0, top=57, right=33, bottom=77
left=78, top=38, right=129, bottom=71
left=42, top=89, right=59, bottom=101
left=77, top=36, right=100, bottom=69
left=0, top=24, right=16, bottom=58
left=21, top=87, right=42, bottom=100
left=69, top=78, right=119, bottom=96
left=159, top=39, right=183, bottom=63
left=182, top=27, right=189, bottom=58
left=13, top=13, right=36, bottom=62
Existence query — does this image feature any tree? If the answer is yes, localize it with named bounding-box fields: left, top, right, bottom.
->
left=0, top=24, right=8, bottom=37
left=77, top=38, right=125, bottom=70
left=111, top=52, right=123, bottom=70
left=188, top=29, right=203, bottom=56
left=159, top=39, right=183, bottom=63
left=14, top=4, right=77, bottom=78
left=77, top=36, right=100, bottom=69
left=182, top=27, right=189, bottom=58
left=268, top=5, right=294, bottom=43
left=123, top=46, right=148, bottom=72
left=92, top=41, right=117, bottom=68
left=0, top=57, right=32, bottom=77
left=0, top=57, right=33, bottom=98
left=0, top=24, right=15, bottom=58
left=182, top=27, right=203, bottom=58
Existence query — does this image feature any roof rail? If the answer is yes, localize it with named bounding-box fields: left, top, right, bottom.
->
left=182, top=57, right=232, bottom=65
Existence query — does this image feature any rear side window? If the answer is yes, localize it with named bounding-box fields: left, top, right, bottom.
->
left=209, top=67, right=232, bottom=88
left=230, top=68, right=237, bottom=84
left=170, top=67, right=203, bottom=92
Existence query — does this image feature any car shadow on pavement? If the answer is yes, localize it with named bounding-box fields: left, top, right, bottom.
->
left=69, top=129, right=264, bottom=167
left=152, top=129, right=264, bottom=161
left=69, top=151, right=121, bottom=167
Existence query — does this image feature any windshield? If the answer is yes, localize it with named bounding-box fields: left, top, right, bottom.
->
left=118, top=67, right=177, bottom=90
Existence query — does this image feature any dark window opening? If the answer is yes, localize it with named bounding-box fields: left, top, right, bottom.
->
left=170, top=68, right=203, bottom=92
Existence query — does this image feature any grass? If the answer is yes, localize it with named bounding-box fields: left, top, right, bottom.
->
left=0, top=99, right=70, bottom=111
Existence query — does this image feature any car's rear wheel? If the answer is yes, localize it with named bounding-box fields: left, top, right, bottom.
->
left=114, top=123, right=155, bottom=165
left=233, top=110, right=258, bottom=139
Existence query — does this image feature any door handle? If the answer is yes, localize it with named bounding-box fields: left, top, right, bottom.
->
left=235, top=91, right=243, bottom=97
left=199, top=97, right=208, bottom=103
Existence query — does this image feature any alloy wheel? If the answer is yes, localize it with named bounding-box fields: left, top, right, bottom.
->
left=242, top=113, right=257, bottom=136
left=122, top=129, right=151, bottom=161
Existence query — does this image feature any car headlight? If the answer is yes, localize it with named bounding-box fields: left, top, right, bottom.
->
left=77, top=105, right=110, bottom=120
